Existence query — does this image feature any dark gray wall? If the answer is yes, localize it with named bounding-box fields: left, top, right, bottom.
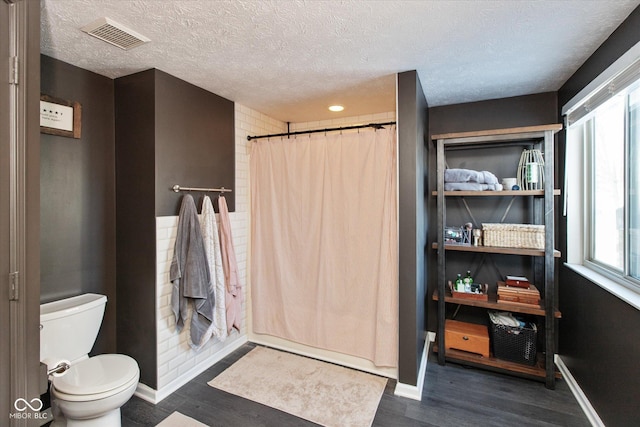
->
left=40, top=55, right=116, bottom=355
left=427, top=93, right=558, bottom=331
left=155, top=70, right=235, bottom=215
left=397, top=70, right=428, bottom=386
left=115, top=69, right=157, bottom=387
left=557, top=5, right=640, bottom=426
left=429, top=92, right=558, bottom=135
left=115, top=69, right=235, bottom=388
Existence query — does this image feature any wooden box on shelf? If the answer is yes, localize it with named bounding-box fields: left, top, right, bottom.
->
left=447, top=281, right=489, bottom=301
left=444, top=320, right=490, bottom=358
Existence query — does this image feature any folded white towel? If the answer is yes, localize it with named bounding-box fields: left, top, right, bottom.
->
left=445, top=168, right=498, bottom=185
left=444, top=182, right=498, bottom=191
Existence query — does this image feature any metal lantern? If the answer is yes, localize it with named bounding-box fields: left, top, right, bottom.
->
left=517, top=149, right=544, bottom=190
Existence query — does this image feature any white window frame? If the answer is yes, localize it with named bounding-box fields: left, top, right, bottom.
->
left=563, top=41, right=640, bottom=311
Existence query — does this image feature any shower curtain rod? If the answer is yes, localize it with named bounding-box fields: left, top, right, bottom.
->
left=246, top=121, right=396, bottom=141
left=172, top=184, right=232, bottom=193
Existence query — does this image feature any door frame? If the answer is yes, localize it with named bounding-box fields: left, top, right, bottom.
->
left=1, top=0, right=41, bottom=425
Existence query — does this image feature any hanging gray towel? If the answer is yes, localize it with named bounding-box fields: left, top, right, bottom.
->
left=170, top=194, right=215, bottom=349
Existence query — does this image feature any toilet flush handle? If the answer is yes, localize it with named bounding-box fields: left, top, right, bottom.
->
left=48, top=362, right=70, bottom=376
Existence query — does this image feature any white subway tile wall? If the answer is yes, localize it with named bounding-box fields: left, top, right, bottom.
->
left=154, top=105, right=286, bottom=393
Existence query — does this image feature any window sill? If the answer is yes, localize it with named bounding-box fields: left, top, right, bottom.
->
left=565, top=263, right=640, bottom=311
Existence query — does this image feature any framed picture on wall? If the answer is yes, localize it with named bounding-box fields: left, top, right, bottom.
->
left=40, top=94, right=82, bottom=139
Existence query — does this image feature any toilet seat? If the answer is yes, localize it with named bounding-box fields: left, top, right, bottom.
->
left=53, top=354, right=139, bottom=401
left=52, top=373, right=139, bottom=403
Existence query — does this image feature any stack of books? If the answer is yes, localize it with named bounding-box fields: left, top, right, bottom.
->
left=497, top=276, right=540, bottom=306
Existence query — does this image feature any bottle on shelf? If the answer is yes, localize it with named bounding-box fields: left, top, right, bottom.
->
left=464, top=270, right=473, bottom=292
left=455, top=274, right=464, bottom=292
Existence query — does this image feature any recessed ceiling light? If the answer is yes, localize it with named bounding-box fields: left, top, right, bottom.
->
left=328, top=105, right=344, bottom=112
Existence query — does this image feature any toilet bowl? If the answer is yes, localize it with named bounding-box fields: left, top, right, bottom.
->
left=41, top=294, right=140, bottom=427
left=50, top=354, right=139, bottom=427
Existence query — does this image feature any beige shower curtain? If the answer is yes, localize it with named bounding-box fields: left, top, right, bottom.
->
left=250, top=127, right=398, bottom=367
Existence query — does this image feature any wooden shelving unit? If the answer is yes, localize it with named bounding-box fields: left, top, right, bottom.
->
left=432, top=345, right=562, bottom=380
left=433, top=289, right=561, bottom=318
left=431, top=189, right=561, bottom=197
left=431, top=242, right=561, bottom=258
left=433, top=124, right=563, bottom=389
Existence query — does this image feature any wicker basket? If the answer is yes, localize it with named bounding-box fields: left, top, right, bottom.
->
left=482, top=223, right=544, bottom=250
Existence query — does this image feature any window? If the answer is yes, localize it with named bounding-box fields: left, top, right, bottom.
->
left=566, top=79, right=640, bottom=291
left=591, top=93, right=625, bottom=272
left=629, top=85, right=640, bottom=279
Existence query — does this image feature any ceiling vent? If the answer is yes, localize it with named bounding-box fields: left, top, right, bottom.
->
left=81, top=17, right=150, bottom=50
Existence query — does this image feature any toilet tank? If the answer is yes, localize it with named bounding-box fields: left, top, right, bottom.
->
left=40, top=293, right=107, bottom=369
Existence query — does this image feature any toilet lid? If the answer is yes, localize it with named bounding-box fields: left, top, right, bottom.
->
left=53, top=354, right=139, bottom=396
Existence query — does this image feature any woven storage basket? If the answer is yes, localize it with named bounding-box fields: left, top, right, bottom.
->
left=482, top=223, right=544, bottom=250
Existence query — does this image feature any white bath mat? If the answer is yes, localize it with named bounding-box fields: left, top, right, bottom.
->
left=156, top=411, right=208, bottom=427
left=208, top=346, right=387, bottom=427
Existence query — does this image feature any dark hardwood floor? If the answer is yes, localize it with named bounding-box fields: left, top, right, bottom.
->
left=121, top=343, right=590, bottom=427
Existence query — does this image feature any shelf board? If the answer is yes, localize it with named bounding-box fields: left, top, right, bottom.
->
left=433, top=289, right=561, bottom=318
left=432, top=124, right=563, bottom=143
left=431, top=189, right=561, bottom=197
left=432, top=242, right=561, bottom=258
left=432, top=344, right=562, bottom=380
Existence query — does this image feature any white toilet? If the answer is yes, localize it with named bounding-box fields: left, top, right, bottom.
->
left=40, top=293, right=140, bottom=427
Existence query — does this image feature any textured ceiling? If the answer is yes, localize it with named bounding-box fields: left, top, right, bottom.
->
left=40, top=0, right=640, bottom=123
